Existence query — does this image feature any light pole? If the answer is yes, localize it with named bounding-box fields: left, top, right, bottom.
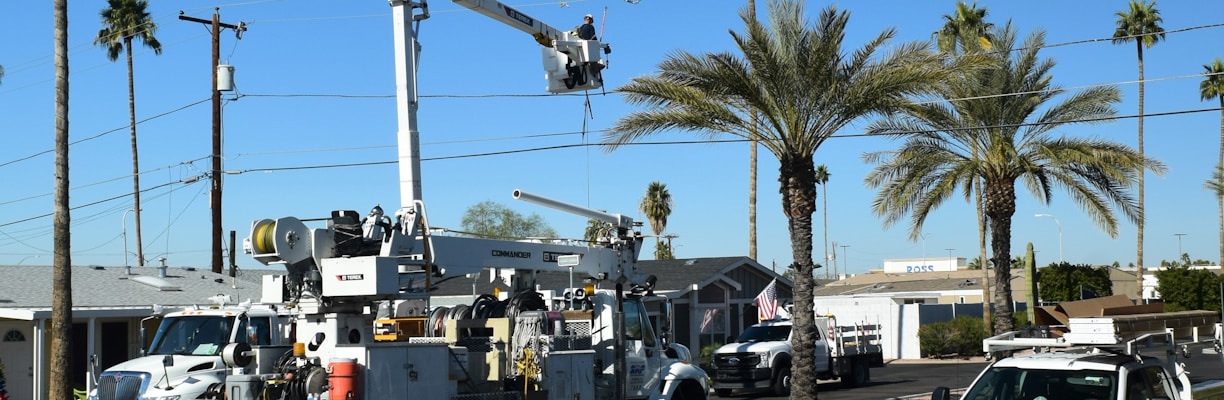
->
left=946, top=248, right=955, bottom=266
left=1035, top=213, right=1063, bottom=263
left=1174, top=233, right=1187, bottom=260
left=122, top=209, right=135, bottom=267
left=919, top=232, right=932, bottom=269
left=840, top=244, right=850, bottom=274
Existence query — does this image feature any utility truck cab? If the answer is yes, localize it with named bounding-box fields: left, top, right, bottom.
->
left=88, top=303, right=294, bottom=400
left=710, top=316, right=883, bottom=397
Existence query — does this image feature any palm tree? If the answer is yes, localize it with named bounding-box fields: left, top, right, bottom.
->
left=640, top=181, right=674, bottom=260
left=95, top=0, right=162, bottom=267
left=604, top=1, right=960, bottom=396
left=814, top=165, right=830, bottom=279
left=935, top=0, right=996, bottom=333
left=1113, top=0, right=1164, bottom=300
left=934, top=1, right=994, bottom=54
left=1205, top=164, right=1224, bottom=266
left=1202, top=58, right=1224, bottom=266
left=50, top=0, right=73, bottom=398
left=864, top=26, right=1164, bottom=335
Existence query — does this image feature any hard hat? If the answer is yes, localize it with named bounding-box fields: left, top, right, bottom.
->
left=584, top=13, right=593, bottom=19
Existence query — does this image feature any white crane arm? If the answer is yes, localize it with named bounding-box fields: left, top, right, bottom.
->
left=451, top=0, right=569, bottom=47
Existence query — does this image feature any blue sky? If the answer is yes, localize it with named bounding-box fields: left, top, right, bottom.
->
left=1, top=1, right=1222, bottom=276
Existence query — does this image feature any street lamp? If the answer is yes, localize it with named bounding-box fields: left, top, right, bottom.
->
left=840, top=244, right=850, bottom=274
left=1174, top=233, right=1187, bottom=260
left=17, top=255, right=40, bottom=265
left=1035, top=213, right=1063, bottom=263
left=918, top=232, right=933, bottom=269
left=122, top=209, right=135, bottom=268
left=946, top=248, right=955, bottom=266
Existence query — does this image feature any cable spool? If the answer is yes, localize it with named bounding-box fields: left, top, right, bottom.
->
left=250, top=219, right=277, bottom=254
left=221, top=342, right=253, bottom=368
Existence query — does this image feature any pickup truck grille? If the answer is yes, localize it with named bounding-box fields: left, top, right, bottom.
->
left=95, top=371, right=149, bottom=400
left=713, top=352, right=761, bottom=368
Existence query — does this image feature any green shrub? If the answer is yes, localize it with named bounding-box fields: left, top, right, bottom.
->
left=698, top=342, right=722, bottom=368
left=919, top=316, right=987, bottom=358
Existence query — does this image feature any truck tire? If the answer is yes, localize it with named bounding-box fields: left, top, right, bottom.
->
left=842, top=360, right=868, bottom=388
left=674, top=379, right=708, bottom=400
left=771, top=364, right=792, bottom=397
left=714, top=388, right=732, bottom=397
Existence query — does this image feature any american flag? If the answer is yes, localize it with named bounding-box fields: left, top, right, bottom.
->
left=756, top=278, right=778, bottom=321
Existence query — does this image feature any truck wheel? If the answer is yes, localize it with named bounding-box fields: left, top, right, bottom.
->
left=772, top=366, right=791, bottom=397
left=674, top=379, right=707, bottom=400
left=714, top=388, right=732, bottom=397
left=842, top=360, right=868, bottom=388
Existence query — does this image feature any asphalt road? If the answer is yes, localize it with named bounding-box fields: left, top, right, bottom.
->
left=713, top=351, right=1224, bottom=400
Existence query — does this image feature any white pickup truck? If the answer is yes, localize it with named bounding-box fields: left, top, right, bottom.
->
left=933, top=310, right=1224, bottom=400
left=709, top=316, right=883, bottom=397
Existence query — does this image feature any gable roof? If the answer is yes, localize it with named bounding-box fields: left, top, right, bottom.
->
left=0, top=265, right=275, bottom=320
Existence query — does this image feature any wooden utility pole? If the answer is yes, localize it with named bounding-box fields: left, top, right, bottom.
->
left=179, top=9, right=245, bottom=273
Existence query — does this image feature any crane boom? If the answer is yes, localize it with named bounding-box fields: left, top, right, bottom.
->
left=452, top=0, right=567, bottom=47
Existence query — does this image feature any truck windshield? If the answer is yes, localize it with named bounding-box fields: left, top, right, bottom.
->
left=962, top=367, right=1117, bottom=400
left=734, top=325, right=790, bottom=343
left=147, top=315, right=235, bottom=356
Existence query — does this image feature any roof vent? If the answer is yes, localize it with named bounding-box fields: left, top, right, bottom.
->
left=684, top=259, right=697, bottom=265
left=130, top=275, right=182, bottom=291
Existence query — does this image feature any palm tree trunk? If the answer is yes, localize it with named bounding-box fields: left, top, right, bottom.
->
left=750, top=140, right=758, bottom=261
left=1219, top=99, right=1224, bottom=266
left=778, top=156, right=818, bottom=399
left=51, top=0, right=74, bottom=398
left=1135, top=42, right=1146, bottom=302
left=985, top=178, right=1016, bottom=335
left=126, top=39, right=144, bottom=266
left=976, top=169, right=991, bottom=334
left=747, top=0, right=758, bottom=263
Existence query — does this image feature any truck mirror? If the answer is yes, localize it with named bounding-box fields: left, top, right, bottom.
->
left=659, top=298, right=673, bottom=346
left=931, top=386, right=951, bottom=400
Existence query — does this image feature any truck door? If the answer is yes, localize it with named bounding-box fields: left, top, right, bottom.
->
left=624, top=298, right=663, bottom=398
left=812, top=319, right=830, bottom=372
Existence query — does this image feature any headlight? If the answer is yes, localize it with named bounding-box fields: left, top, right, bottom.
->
left=756, top=351, right=771, bottom=363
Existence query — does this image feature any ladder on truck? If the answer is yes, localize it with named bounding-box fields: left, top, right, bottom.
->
left=981, top=310, right=1222, bottom=356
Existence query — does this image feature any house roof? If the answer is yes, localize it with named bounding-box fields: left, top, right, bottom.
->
left=429, top=256, right=793, bottom=297
left=0, top=264, right=276, bottom=320
left=815, top=268, right=1022, bottom=297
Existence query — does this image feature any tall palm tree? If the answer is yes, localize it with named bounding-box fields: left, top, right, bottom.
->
left=935, top=0, right=995, bottom=333
left=934, top=1, right=994, bottom=54
left=95, top=0, right=162, bottom=267
left=1113, top=0, right=1164, bottom=300
left=1203, top=58, right=1224, bottom=266
left=604, top=1, right=960, bottom=396
left=814, top=165, right=830, bottom=279
left=640, top=181, right=674, bottom=260
left=1206, top=164, right=1224, bottom=266
left=864, top=26, right=1163, bottom=335
left=50, top=0, right=74, bottom=398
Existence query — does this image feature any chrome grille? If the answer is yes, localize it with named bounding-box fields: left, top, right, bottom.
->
left=96, top=371, right=149, bottom=400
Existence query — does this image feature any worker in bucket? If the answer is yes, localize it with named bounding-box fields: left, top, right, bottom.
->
left=577, top=13, right=597, bottom=40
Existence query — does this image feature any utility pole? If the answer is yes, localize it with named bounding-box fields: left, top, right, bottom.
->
left=179, top=9, right=246, bottom=273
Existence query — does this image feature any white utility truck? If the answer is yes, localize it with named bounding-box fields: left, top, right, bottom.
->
left=710, top=315, right=883, bottom=397
left=87, top=0, right=708, bottom=399
left=933, top=311, right=1224, bottom=400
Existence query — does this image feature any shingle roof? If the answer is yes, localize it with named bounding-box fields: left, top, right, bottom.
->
left=0, top=264, right=277, bottom=320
